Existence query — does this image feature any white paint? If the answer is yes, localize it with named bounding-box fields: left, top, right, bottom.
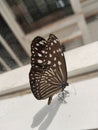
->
left=0, top=65, right=30, bottom=95
left=65, top=42, right=98, bottom=77
left=0, top=77, right=98, bottom=130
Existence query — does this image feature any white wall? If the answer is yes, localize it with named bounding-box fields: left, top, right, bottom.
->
left=88, top=19, right=98, bottom=42
left=0, top=77, right=98, bottom=130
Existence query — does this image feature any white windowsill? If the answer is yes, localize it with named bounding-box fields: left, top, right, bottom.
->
left=0, top=41, right=98, bottom=96
left=0, top=77, right=98, bottom=130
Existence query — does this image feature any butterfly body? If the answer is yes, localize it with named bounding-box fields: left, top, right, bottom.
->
left=29, top=34, right=68, bottom=105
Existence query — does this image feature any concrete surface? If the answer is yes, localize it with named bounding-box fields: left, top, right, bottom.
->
left=0, top=77, right=98, bottom=130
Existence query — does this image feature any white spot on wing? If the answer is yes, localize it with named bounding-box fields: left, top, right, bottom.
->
left=38, top=53, right=42, bottom=57
left=54, top=57, right=56, bottom=61
left=39, top=41, right=44, bottom=45
left=36, top=43, right=39, bottom=46
left=49, top=54, right=52, bottom=57
left=53, top=50, right=55, bottom=53
left=58, top=61, right=62, bottom=65
left=59, top=48, right=61, bottom=52
left=53, top=64, right=56, bottom=67
left=32, top=77, right=34, bottom=80
left=38, top=60, right=43, bottom=63
left=30, top=73, right=33, bottom=76
left=61, top=53, right=63, bottom=56
left=54, top=40, right=57, bottom=43
left=51, top=42, right=53, bottom=45
left=49, top=47, right=51, bottom=50
left=42, top=50, right=45, bottom=53
left=35, top=47, right=38, bottom=50
left=47, top=61, right=51, bottom=65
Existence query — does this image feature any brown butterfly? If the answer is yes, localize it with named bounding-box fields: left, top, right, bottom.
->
left=29, top=34, right=68, bottom=105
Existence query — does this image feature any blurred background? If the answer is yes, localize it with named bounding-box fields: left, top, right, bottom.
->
left=0, top=0, right=98, bottom=74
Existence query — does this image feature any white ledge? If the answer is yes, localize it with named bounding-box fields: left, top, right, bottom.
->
left=65, top=41, right=98, bottom=77
left=0, top=77, right=98, bottom=130
left=0, top=41, right=98, bottom=95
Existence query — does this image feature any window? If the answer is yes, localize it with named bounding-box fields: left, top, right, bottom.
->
left=6, top=0, right=73, bottom=33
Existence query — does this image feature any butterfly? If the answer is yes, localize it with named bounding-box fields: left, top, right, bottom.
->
left=29, top=34, right=68, bottom=105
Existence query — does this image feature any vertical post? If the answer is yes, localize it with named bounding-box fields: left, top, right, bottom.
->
left=70, top=0, right=83, bottom=13
left=0, top=0, right=30, bottom=56
left=77, top=14, right=92, bottom=44
left=70, top=0, right=92, bottom=44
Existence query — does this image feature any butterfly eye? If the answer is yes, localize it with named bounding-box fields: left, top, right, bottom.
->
left=29, top=34, right=68, bottom=105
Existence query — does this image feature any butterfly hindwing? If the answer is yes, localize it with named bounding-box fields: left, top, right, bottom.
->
left=47, top=34, right=67, bottom=82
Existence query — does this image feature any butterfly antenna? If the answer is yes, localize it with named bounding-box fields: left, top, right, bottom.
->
left=48, top=96, right=52, bottom=105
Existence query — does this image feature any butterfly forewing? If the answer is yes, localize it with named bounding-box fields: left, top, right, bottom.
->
left=31, top=36, right=48, bottom=70
left=29, top=34, right=68, bottom=103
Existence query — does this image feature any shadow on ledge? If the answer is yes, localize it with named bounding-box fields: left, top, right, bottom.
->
left=31, top=96, right=67, bottom=130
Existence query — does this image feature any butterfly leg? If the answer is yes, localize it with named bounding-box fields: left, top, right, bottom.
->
left=58, top=90, right=70, bottom=103
left=48, top=96, right=52, bottom=105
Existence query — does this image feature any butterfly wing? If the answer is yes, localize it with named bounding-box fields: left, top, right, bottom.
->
left=29, top=36, right=49, bottom=100
left=47, top=34, right=68, bottom=82
left=29, top=34, right=68, bottom=104
left=40, top=34, right=68, bottom=101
